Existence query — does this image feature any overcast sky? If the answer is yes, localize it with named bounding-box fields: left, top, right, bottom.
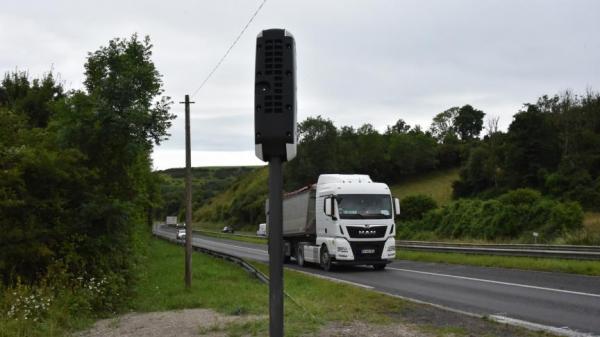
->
left=2, top=0, right=599, bottom=170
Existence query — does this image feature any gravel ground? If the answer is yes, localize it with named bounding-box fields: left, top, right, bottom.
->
left=78, top=307, right=547, bottom=337
left=77, top=309, right=433, bottom=337
left=314, top=321, right=429, bottom=337
left=77, top=309, right=263, bottom=337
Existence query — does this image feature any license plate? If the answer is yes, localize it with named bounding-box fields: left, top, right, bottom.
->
left=361, top=249, right=375, bottom=254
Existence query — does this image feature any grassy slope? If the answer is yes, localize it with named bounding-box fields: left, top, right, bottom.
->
left=193, top=167, right=268, bottom=231
left=390, top=168, right=460, bottom=206
left=156, top=166, right=259, bottom=221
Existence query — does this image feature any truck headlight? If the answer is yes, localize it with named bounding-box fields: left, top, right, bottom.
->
left=337, top=246, right=348, bottom=253
left=387, top=245, right=395, bottom=252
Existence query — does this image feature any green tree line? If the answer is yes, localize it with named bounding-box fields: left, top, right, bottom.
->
left=284, top=105, right=485, bottom=190
left=454, top=92, right=600, bottom=211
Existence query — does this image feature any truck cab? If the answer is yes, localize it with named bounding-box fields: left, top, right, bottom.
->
left=281, top=174, right=399, bottom=271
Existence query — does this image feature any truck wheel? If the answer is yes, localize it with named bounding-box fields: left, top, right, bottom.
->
left=296, top=245, right=305, bottom=267
left=320, top=245, right=332, bottom=271
left=373, top=264, right=386, bottom=271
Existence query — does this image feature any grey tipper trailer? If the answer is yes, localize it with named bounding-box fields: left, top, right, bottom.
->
left=266, top=185, right=317, bottom=261
left=265, top=185, right=316, bottom=237
left=282, top=185, right=316, bottom=237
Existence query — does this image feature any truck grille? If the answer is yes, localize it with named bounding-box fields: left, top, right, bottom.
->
left=346, top=225, right=387, bottom=239
left=349, top=241, right=385, bottom=261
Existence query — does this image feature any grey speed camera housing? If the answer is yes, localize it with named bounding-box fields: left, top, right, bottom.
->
left=254, top=29, right=297, bottom=162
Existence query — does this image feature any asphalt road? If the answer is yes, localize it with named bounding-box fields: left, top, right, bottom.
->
left=156, top=226, right=600, bottom=336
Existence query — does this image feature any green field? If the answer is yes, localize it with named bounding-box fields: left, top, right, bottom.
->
left=390, top=168, right=459, bottom=205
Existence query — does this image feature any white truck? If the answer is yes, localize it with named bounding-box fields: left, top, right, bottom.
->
left=271, top=174, right=399, bottom=271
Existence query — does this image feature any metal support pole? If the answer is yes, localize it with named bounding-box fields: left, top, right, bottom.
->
left=181, top=94, right=195, bottom=289
left=268, top=156, right=284, bottom=337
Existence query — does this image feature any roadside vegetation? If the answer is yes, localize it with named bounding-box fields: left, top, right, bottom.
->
left=130, top=235, right=555, bottom=337
left=0, top=34, right=173, bottom=337
left=396, top=250, right=600, bottom=276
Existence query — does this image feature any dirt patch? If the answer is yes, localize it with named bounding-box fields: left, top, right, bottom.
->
left=77, top=309, right=263, bottom=337
left=313, top=321, right=432, bottom=337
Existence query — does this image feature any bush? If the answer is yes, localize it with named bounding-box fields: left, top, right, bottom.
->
left=400, top=195, right=438, bottom=221
left=417, top=189, right=583, bottom=241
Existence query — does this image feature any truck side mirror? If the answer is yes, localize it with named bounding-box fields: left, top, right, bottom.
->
left=324, top=197, right=332, bottom=216
left=394, top=198, right=401, bottom=216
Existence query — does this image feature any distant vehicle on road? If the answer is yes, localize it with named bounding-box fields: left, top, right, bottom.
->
left=269, top=174, right=400, bottom=271
left=166, top=216, right=178, bottom=227
left=176, top=222, right=185, bottom=228
left=176, top=229, right=186, bottom=240
left=256, top=223, right=267, bottom=236
left=222, top=226, right=235, bottom=233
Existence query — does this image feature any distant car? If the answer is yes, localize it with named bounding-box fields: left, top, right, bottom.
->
left=256, top=223, right=267, bottom=237
left=176, top=229, right=186, bottom=240
left=176, top=222, right=185, bottom=228
left=222, top=226, right=235, bottom=233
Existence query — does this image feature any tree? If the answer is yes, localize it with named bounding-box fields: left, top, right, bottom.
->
left=386, top=119, right=411, bottom=134
left=504, top=105, right=560, bottom=188
left=1, top=71, right=64, bottom=127
left=430, top=107, right=458, bottom=142
left=285, top=116, right=338, bottom=188
left=454, top=104, right=485, bottom=140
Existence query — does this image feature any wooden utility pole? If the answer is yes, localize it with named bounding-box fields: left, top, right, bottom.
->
left=180, top=94, right=195, bottom=289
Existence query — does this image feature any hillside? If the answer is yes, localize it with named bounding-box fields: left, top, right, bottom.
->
left=155, top=166, right=259, bottom=220
left=193, top=167, right=268, bottom=230
left=192, top=167, right=459, bottom=230
left=390, top=168, right=460, bottom=205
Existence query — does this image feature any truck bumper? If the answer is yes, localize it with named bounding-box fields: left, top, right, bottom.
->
left=333, top=237, right=395, bottom=262
left=333, top=258, right=392, bottom=266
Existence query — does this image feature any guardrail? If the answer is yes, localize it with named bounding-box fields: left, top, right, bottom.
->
left=396, top=241, right=600, bottom=260
left=397, top=240, right=600, bottom=252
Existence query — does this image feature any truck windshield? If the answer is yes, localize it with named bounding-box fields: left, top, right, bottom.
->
left=336, top=194, right=392, bottom=219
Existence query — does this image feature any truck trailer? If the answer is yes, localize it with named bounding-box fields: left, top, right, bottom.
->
left=269, top=174, right=399, bottom=271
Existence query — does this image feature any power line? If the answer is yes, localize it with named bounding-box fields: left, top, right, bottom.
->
left=191, top=0, right=267, bottom=98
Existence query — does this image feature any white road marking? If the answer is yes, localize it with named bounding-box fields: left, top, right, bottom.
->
left=388, top=267, right=600, bottom=298
left=489, top=315, right=597, bottom=337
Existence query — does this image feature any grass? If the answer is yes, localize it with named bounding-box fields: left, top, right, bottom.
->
left=390, top=168, right=460, bottom=205
left=134, top=236, right=407, bottom=336
left=396, top=250, right=600, bottom=276
left=133, top=237, right=267, bottom=314
left=138, top=236, right=553, bottom=337
left=584, top=212, right=600, bottom=236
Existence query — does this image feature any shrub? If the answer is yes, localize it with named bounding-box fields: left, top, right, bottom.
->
left=418, top=189, right=583, bottom=241
left=400, top=195, right=438, bottom=221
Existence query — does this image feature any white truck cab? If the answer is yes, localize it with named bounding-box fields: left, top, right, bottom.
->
left=277, top=174, right=400, bottom=271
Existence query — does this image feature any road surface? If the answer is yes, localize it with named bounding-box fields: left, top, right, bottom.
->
left=155, top=225, right=600, bottom=336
